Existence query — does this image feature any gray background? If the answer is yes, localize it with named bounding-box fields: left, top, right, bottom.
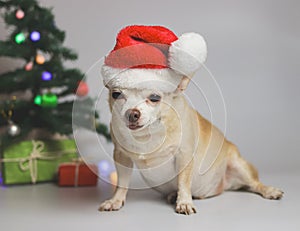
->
left=0, top=0, right=299, bottom=230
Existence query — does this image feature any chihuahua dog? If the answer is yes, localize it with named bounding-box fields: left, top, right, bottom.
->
left=99, top=76, right=283, bottom=215
left=99, top=25, right=283, bottom=215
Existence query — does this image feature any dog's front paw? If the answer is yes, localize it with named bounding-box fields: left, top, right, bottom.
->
left=261, top=186, right=284, bottom=200
left=98, top=199, right=124, bottom=211
left=175, top=201, right=197, bottom=215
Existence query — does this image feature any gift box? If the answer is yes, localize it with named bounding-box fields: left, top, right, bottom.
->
left=0, top=139, right=78, bottom=185
left=58, top=161, right=98, bottom=186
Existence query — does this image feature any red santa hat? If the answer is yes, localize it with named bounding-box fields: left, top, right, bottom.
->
left=101, top=25, right=207, bottom=92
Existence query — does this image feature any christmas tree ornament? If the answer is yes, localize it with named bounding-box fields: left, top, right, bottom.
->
left=41, top=93, right=58, bottom=107
left=15, top=32, right=25, bottom=44
left=34, top=94, right=42, bottom=105
left=35, top=54, right=45, bottom=64
left=1, top=96, right=20, bottom=136
left=30, top=31, right=41, bottom=42
left=15, top=9, right=25, bottom=19
left=25, top=61, right=33, bottom=71
left=76, top=81, right=89, bottom=96
left=41, top=71, right=53, bottom=81
left=7, top=120, right=21, bottom=136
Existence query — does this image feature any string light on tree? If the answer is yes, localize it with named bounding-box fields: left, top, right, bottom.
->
left=41, top=71, right=52, bottom=81
left=34, top=95, right=42, bottom=105
left=25, top=61, right=33, bottom=71
left=41, top=93, right=57, bottom=107
left=15, top=32, right=25, bottom=44
left=76, top=81, right=89, bottom=97
left=34, top=93, right=58, bottom=107
left=7, top=120, right=20, bottom=136
left=15, top=9, right=25, bottom=19
left=35, top=54, right=45, bottom=64
left=30, top=31, right=41, bottom=42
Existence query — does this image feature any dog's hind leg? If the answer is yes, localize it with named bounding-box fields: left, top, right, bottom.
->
left=224, top=144, right=283, bottom=200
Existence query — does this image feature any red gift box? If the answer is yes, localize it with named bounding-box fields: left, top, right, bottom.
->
left=58, top=162, right=98, bottom=186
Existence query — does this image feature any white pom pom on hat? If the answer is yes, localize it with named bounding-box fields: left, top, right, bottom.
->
left=102, top=25, right=207, bottom=92
left=169, top=32, right=207, bottom=76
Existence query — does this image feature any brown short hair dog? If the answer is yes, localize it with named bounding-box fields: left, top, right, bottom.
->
left=99, top=25, right=283, bottom=215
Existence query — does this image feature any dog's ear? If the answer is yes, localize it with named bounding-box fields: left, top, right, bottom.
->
left=175, top=76, right=191, bottom=93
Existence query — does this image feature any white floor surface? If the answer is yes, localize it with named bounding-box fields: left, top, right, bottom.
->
left=0, top=172, right=299, bottom=231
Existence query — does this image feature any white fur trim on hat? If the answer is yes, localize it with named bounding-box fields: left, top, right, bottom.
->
left=169, top=32, right=207, bottom=77
left=102, top=65, right=183, bottom=93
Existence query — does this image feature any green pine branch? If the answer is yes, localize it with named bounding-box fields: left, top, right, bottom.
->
left=0, top=0, right=111, bottom=144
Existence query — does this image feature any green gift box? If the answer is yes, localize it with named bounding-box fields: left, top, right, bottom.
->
left=1, top=139, right=78, bottom=185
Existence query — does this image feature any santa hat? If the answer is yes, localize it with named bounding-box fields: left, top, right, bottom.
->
left=101, top=25, right=207, bottom=92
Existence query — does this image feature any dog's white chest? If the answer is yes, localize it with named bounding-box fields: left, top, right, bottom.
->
left=133, top=147, right=178, bottom=193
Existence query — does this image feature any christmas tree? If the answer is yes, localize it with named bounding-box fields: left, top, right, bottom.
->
left=0, top=0, right=110, bottom=146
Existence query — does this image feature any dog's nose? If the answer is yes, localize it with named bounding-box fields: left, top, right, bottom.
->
left=125, top=109, right=141, bottom=123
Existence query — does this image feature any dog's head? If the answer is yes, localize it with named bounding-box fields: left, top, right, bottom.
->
left=102, top=26, right=207, bottom=134
left=107, top=76, right=191, bottom=132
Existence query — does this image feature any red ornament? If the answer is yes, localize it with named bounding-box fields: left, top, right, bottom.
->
left=76, top=81, right=89, bottom=97
left=25, top=61, right=33, bottom=71
left=15, top=9, right=25, bottom=20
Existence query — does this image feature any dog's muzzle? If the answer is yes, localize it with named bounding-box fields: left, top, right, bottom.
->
left=125, top=109, right=143, bottom=130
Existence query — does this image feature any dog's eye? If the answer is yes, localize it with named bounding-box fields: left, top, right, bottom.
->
left=148, top=94, right=161, bottom=103
left=112, top=92, right=124, bottom=99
